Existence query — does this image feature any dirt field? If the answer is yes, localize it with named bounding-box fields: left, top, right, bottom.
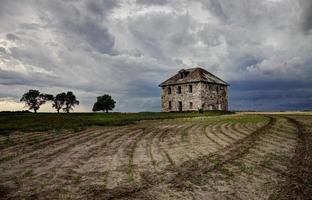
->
left=0, top=114, right=311, bottom=200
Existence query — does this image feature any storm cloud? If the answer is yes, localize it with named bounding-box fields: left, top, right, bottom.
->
left=0, top=0, right=311, bottom=112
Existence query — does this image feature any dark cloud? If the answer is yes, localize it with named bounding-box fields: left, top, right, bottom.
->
left=300, top=0, right=312, bottom=32
left=64, top=20, right=115, bottom=54
left=6, top=33, right=20, bottom=41
left=85, top=0, right=118, bottom=17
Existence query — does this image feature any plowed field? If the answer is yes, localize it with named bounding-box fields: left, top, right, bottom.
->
left=1, top=114, right=311, bottom=200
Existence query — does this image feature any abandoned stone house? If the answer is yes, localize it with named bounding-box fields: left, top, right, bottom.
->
left=159, top=67, right=229, bottom=112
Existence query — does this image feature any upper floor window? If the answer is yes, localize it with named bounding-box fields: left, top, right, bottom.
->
left=188, top=85, right=192, bottom=93
left=177, top=86, right=182, bottom=94
left=168, top=87, right=171, bottom=94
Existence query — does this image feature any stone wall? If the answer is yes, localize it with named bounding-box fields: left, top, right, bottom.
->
left=161, top=82, right=228, bottom=112
left=200, top=83, right=228, bottom=111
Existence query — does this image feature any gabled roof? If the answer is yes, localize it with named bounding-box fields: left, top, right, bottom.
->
left=159, top=67, right=229, bottom=87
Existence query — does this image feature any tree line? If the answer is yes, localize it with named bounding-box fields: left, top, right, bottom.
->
left=20, top=89, right=116, bottom=113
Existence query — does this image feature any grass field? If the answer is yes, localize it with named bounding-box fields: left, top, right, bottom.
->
left=0, top=112, right=311, bottom=200
left=0, top=111, right=231, bottom=134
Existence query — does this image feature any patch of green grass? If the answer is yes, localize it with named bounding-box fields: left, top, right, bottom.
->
left=72, top=175, right=81, bottom=184
left=0, top=111, right=233, bottom=134
left=0, top=136, right=14, bottom=146
left=233, top=160, right=254, bottom=174
left=23, top=169, right=33, bottom=178
left=28, top=136, right=40, bottom=145
left=218, top=166, right=235, bottom=180
left=261, top=152, right=290, bottom=168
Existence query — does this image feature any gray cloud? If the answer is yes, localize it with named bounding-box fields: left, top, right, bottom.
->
left=0, top=0, right=311, bottom=112
left=136, top=0, right=169, bottom=5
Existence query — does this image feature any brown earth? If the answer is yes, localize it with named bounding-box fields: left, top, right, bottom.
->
left=0, top=114, right=311, bottom=200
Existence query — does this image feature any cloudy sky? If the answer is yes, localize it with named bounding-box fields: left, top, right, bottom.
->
left=0, top=0, right=311, bottom=112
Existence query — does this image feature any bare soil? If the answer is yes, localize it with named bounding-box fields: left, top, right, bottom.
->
left=1, top=114, right=311, bottom=200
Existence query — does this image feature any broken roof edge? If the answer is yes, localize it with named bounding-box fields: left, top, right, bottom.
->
left=158, top=67, right=230, bottom=87
left=158, top=80, right=230, bottom=87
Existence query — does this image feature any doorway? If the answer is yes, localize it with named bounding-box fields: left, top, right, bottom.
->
left=178, top=101, right=182, bottom=112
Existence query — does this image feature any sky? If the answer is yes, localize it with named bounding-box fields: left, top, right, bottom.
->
left=0, top=0, right=312, bottom=112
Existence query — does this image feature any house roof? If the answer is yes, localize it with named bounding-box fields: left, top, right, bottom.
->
left=159, top=67, right=229, bottom=87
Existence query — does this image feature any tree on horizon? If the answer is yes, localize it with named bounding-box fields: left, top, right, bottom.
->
left=63, top=91, right=79, bottom=113
left=92, top=94, right=116, bottom=113
left=20, top=89, right=53, bottom=113
left=52, top=92, right=67, bottom=113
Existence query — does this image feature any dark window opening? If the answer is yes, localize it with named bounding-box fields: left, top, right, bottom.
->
left=189, top=102, right=193, bottom=109
left=168, top=87, right=171, bottom=94
left=188, top=85, right=192, bottom=93
left=177, top=86, right=182, bottom=94
left=169, top=101, right=172, bottom=110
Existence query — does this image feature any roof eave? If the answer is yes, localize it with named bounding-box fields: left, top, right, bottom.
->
left=159, top=80, right=229, bottom=87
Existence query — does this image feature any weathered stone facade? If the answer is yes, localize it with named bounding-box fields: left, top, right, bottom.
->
left=159, top=68, right=228, bottom=112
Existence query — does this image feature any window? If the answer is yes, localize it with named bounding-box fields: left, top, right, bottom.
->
left=188, top=85, right=192, bottom=93
left=168, top=87, right=171, bottom=94
left=169, top=101, right=172, bottom=110
left=189, top=102, right=193, bottom=109
left=177, top=86, right=182, bottom=94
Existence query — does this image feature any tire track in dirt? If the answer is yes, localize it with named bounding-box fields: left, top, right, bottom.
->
left=0, top=129, right=92, bottom=162
left=219, top=123, right=245, bottom=141
left=0, top=127, right=119, bottom=163
left=269, top=117, right=312, bottom=200
left=145, top=131, right=161, bottom=171
left=89, top=117, right=272, bottom=200
left=126, top=127, right=158, bottom=183
left=0, top=127, right=131, bottom=186
left=232, top=122, right=260, bottom=137
left=190, top=117, right=298, bottom=200
left=49, top=127, right=133, bottom=170
left=157, top=126, right=179, bottom=167
left=187, top=124, right=220, bottom=156
left=175, top=124, right=205, bottom=159
left=34, top=128, right=143, bottom=198
left=0, top=131, right=50, bottom=150
left=204, top=122, right=228, bottom=148
left=207, top=122, right=235, bottom=146
left=172, top=117, right=274, bottom=180
left=104, top=128, right=145, bottom=189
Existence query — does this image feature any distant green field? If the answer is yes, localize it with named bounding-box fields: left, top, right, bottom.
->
left=0, top=111, right=233, bottom=134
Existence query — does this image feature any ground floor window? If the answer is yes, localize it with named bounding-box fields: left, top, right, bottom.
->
left=189, top=102, right=193, bottom=109
left=169, top=101, right=172, bottom=110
